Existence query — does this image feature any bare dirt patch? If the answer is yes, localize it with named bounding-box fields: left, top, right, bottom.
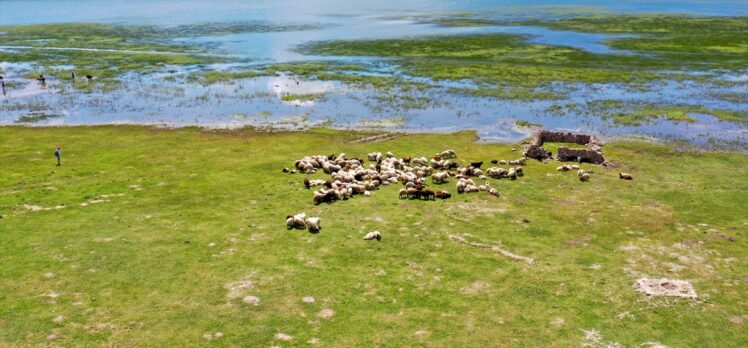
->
left=460, top=280, right=490, bottom=295
left=317, top=309, right=334, bottom=319
left=449, top=235, right=534, bottom=264
left=634, top=278, right=697, bottom=299
left=274, top=333, right=293, bottom=341
left=225, top=273, right=256, bottom=299
left=302, top=296, right=316, bottom=303
left=242, top=295, right=261, bottom=306
left=452, top=202, right=507, bottom=215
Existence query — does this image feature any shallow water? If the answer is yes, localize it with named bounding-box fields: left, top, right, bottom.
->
left=1, top=0, right=747, bottom=148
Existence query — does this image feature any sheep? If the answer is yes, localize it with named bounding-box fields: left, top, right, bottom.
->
left=406, top=187, right=420, bottom=199
left=431, top=171, right=450, bottom=184
left=435, top=190, right=451, bottom=199
left=490, top=159, right=498, bottom=164
left=456, top=181, right=466, bottom=193
left=305, top=217, right=321, bottom=233
left=507, top=168, right=517, bottom=180
left=515, top=166, right=523, bottom=176
left=570, top=164, right=581, bottom=170
left=304, top=178, right=310, bottom=188
left=399, top=188, right=408, bottom=199
left=286, top=213, right=307, bottom=229
left=363, top=231, right=382, bottom=241
left=509, top=158, right=527, bottom=165
left=488, top=188, right=500, bottom=197
left=473, top=168, right=484, bottom=177
left=619, top=173, right=633, bottom=180
left=557, top=165, right=571, bottom=171
left=478, top=185, right=487, bottom=191
left=577, top=169, right=585, bottom=177
left=499, top=160, right=508, bottom=165
left=470, top=161, right=483, bottom=168
left=282, top=167, right=290, bottom=173
left=464, top=184, right=480, bottom=193
left=579, top=173, right=590, bottom=182
left=422, top=189, right=435, bottom=200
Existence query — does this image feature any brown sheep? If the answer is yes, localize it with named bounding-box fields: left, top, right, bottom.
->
left=619, top=173, right=633, bottom=180
left=435, top=191, right=451, bottom=199
left=422, top=189, right=435, bottom=200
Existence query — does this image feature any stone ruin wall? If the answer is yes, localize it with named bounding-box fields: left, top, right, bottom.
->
left=525, top=130, right=605, bottom=164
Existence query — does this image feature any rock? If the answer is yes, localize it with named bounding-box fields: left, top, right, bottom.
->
left=274, top=333, right=293, bottom=341
left=302, top=296, right=316, bottom=303
left=634, top=278, right=697, bottom=298
left=242, top=295, right=261, bottom=306
left=317, top=309, right=334, bottom=319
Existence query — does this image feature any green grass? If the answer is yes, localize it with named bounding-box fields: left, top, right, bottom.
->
left=280, top=93, right=326, bottom=102
left=545, top=100, right=748, bottom=125
left=522, top=15, right=748, bottom=70
left=0, top=126, right=746, bottom=346
left=301, top=16, right=747, bottom=93
left=189, top=70, right=265, bottom=85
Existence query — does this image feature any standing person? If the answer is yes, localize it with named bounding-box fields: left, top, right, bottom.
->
left=54, top=146, right=61, bottom=166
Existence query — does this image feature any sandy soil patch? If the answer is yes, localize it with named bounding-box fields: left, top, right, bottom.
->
left=449, top=235, right=534, bottom=264
left=225, top=273, right=256, bottom=299
left=274, top=333, right=293, bottom=341
left=634, top=278, right=697, bottom=299
left=242, top=295, right=261, bottom=306
left=460, top=280, right=490, bottom=295
left=317, top=309, right=334, bottom=319
left=302, top=296, right=316, bottom=303
left=23, top=204, right=44, bottom=211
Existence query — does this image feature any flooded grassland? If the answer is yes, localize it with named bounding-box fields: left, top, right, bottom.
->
left=1, top=14, right=746, bottom=148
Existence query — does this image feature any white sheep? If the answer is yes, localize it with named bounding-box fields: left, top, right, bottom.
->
left=305, top=216, right=321, bottom=233
left=364, top=231, right=382, bottom=241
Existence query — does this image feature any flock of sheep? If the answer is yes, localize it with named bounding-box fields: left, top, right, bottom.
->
left=289, top=149, right=528, bottom=204
left=283, top=148, right=634, bottom=236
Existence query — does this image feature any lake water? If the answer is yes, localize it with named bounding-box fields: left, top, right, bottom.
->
left=1, top=0, right=747, bottom=147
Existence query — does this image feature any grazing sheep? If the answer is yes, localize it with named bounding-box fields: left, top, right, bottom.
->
left=399, top=188, right=408, bottom=199
left=282, top=167, right=290, bottom=173
left=364, top=231, right=382, bottom=241
left=464, top=184, right=480, bottom=193
left=305, top=217, right=321, bottom=233
left=490, top=159, right=498, bottom=164
left=619, top=173, right=633, bottom=180
left=515, top=166, right=523, bottom=176
left=507, top=168, right=517, bottom=180
left=304, top=178, right=310, bottom=189
left=435, top=190, right=452, bottom=199
left=470, top=161, right=483, bottom=168
left=488, top=188, right=500, bottom=197
left=557, top=165, right=571, bottom=171
left=580, top=173, right=590, bottom=182
left=499, top=160, right=508, bottom=165
left=570, top=164, right=581, bottom=170
left=286, top=213, right=307, bottom=229
left=431, top=171, right=450, bottom=184
left=422, top=189, right=435, bottom=200
left=576, top=169, right=585, bottom=177
left=406, top=187, right=420, bottom=199
left=478, top=185, right=487, bottom=191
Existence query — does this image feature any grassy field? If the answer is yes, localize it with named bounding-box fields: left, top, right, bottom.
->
left=1, top=126, right=746, bottom=346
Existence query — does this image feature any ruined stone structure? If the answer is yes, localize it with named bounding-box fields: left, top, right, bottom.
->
left=524, top=130, right=605, bottom=164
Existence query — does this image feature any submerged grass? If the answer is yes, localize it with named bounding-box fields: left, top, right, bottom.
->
left=0, top=126, right=746, bottom=346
